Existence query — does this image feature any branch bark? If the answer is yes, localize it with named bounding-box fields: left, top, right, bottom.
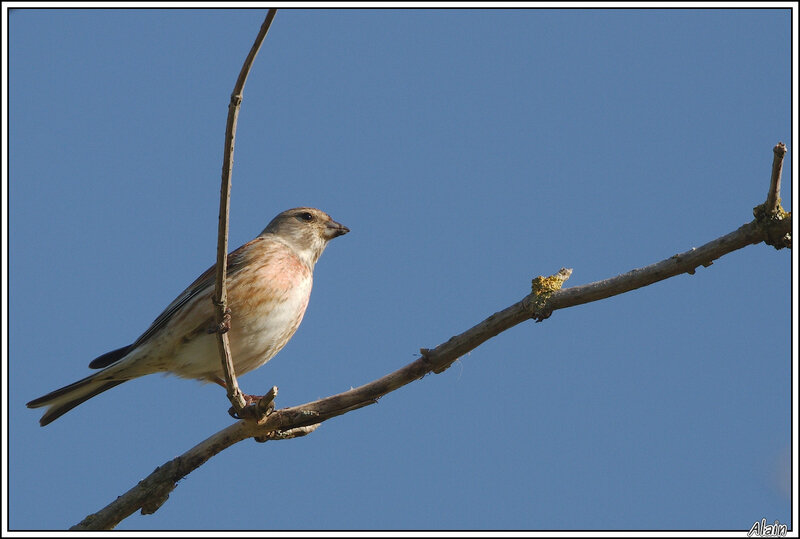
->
left=71, top=144, right=791, bottom=528
left=213, top=9, right=278, bottom=415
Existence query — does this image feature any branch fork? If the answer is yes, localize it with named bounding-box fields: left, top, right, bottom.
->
left=753, top=142, right=791, bottom=249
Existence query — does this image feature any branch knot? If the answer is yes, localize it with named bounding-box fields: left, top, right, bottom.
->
left=420, top=347, right=453, bottom=374
left=753, top=201, right=792, bottom=251
left=207, top=307, right=232, bottom=334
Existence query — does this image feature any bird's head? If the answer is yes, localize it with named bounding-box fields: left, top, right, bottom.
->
left=261, top=207, right=349, bottom=268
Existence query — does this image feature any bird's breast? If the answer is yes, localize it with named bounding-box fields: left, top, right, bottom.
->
left=225, top=248, right=314, bottom=375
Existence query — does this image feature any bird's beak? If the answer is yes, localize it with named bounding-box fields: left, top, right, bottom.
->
left=325, top=219, right=350, bottom=239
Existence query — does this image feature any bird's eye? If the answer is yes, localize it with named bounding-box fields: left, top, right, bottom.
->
left=297, top=212, right=314, bottom=222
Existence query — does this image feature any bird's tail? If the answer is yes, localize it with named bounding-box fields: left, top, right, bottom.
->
left=26, top=372, right=129, bottom=426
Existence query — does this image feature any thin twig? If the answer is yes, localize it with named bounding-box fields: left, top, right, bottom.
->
left=213, top=9, right=278, bottom=415
left=72, top=176, right=791, bottom=528
left=765, top=142, right=787, bottom=213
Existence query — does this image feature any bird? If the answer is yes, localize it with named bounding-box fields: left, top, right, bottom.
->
left=27, top=207, right=349, bottom=426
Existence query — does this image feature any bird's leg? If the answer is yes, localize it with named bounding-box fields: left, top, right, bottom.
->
left=214, top=378, right=263, bottom=405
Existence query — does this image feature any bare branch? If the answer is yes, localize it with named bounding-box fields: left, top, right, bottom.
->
left=72, top=176, right=791, bottom=528
left=253, top=217, right=791, bottom=432
left=213, top=9, right=278, bottom=416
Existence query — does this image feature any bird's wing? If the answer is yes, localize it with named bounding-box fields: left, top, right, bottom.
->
left=88, top=237, right=265, bottom=368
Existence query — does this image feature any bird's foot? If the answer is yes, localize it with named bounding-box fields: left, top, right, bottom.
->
left=227, top=386, right=278, bottom=420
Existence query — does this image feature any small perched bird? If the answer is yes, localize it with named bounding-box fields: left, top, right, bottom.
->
left=28, top=207, right=349, bottom=426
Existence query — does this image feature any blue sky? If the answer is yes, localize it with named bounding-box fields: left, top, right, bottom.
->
left=6, top=7, right=795, bottom=531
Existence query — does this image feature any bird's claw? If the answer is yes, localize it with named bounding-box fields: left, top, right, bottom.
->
left=207, top=308, right=232, bottom=334
left=227, top=390, right=277, bottom=420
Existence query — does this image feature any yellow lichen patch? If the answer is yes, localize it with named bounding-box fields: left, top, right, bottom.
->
left=531, top=268, right=573, bottom=296
left=528, top=268, right=573, bottom=321
left=753, top=201, right=790, bottom=222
